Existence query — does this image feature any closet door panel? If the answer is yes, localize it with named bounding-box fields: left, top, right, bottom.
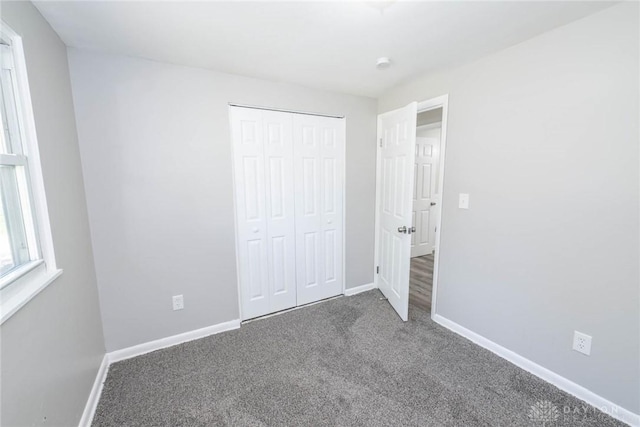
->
left=294, top=115, right=344, bottom=305
left=318, top=116, right=344, bottom=295
left=231, top=107, right=270, bottom=319
left=294, top=117, right=322, bottom=304
left=262, top=111, right=296, bottom=313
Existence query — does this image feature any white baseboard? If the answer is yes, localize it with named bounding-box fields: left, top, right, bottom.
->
left=344, top=282, right=375, bottom=296
left=432, top=314, right=640, bottom=427
left=108, top=319, right=241, bottom=363
left=78, top=354, right=109, bottom=427
left=79, top=319, right=241, bottom=426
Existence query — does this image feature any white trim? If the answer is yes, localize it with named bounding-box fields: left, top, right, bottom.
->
left=228, top=106, right=244, bottom=323
left=416, top=95, right=449, bottom=318
left=108, top=319, right=241, bottom=363
left=0, top=259, right=43, bottom=290
left=78, top=355, right=109, bottom=427
left=416, top=121, right=442, bottom=131
left=433, top=314, right=640, bottom=427
left=0, top=153, right=27, bottom=166
left=0, top=22, right=60, bottom=324
left=372, top=114, right=383, bottom=292
left=0, top=267, right=62, bottom=324
left=5, top=23, right=57, bottom=273
left=79, top=319, right=241, bottom=426
left=228, top=103, right=344, bottom=119
left=344, top=282, right=375, bottom=296
left=372, top=105, right=418, bottom=295
left=341, top=117, right=347, bottom=297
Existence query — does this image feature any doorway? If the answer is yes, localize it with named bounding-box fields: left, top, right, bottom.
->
left=374, top=96, right=448, bottom=321
left=409, top=108, right=443, bottom=312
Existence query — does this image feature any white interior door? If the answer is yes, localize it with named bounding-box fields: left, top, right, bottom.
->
left=231, top=107, right=296, bottom=320
left=411, top=136, right=439, bottom=257
left=376, top=102, right=417, bottom=321
left=293, top=114, right=344, bottom=305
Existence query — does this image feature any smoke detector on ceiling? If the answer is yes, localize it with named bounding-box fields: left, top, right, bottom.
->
left=376, top=57, right=391, bottom=70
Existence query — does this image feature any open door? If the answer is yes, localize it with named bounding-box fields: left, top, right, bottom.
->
left=375, top=102, right=417, bottom=321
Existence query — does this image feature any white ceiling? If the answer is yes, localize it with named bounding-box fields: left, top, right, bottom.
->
left=34, top=1, right=613, bottom=98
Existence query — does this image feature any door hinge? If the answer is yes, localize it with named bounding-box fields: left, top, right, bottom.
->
left=379, top=138, right=383, bottom=148
left=376, top=266, right=380, bottom=274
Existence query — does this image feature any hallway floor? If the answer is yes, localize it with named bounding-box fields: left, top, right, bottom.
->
left=409, top=254, right=433, bottom=312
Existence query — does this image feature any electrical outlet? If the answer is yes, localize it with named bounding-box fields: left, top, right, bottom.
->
left=572, top=331, right=592, bottom=355
left=172, top=295, right=184, bottom=311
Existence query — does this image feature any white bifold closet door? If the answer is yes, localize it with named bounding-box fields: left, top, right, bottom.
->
left=231, top=107, right=344, bottom=320
left=293, top=115, right=344, bottom=306
left=231, top=108, right=297, bottom=320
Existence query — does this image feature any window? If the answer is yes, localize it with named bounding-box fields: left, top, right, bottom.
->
left=0, top=22, right=61, bottom=323
left=1, top=36, right=40, bottom=281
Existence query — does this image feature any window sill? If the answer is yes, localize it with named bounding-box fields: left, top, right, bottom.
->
left=0, top=260, right=44, bottom=289
left=0, top=265, right=63, bottom=325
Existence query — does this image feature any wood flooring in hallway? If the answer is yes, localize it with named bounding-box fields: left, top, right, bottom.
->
left=409, top=254, right=433, bottom=311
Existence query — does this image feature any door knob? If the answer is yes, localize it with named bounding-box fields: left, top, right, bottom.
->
left=430, top=202, right=436, bottom=206
left=397, top=226, right=407, bottom=233
left=409, top=226, right=416, bottom=234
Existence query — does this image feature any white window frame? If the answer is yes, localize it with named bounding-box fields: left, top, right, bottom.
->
left=0, top=22, right=61, bottom=324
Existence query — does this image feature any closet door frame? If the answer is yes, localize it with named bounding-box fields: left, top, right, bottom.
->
left=229, top=104, right=346, bottom=321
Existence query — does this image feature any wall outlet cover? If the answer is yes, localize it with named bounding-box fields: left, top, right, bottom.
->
left=572, top=331, right=592, bottom=356
left=172, top=295, right=184, bottom=311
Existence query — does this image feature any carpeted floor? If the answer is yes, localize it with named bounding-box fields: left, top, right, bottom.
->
left=93, top=290, right=624, bottom=426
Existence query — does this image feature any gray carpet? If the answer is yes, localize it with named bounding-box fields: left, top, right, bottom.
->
left=93, top=290, right=625, bottom=426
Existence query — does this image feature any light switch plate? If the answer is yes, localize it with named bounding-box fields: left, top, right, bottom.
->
left=459, top=193, right=470, bottom=209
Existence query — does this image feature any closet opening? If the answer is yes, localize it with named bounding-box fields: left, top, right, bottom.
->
left=229, top=104, right=346, bottom=321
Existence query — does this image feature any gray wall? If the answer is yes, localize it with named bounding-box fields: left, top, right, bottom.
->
left=0, top=2, right=106, bottom=426
left=67, top=50, right=378, bottom=352
left=379, top=3, right=639, bottom=413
